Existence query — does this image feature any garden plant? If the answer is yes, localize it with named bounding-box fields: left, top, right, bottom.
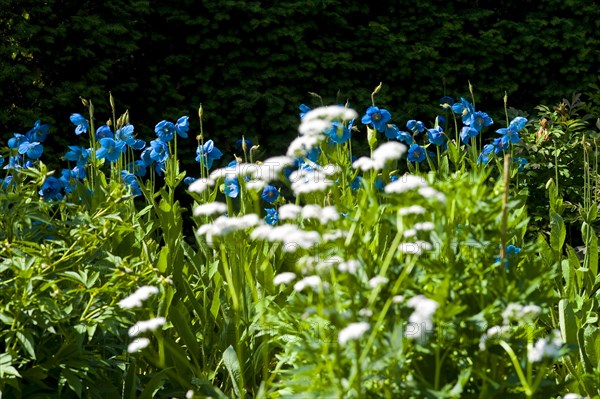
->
left=0, top=84, right=599, bottom=398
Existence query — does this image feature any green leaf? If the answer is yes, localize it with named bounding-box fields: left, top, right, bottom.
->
left=550, top=212, right=565, bottom=253
left=559, top=299, right=578, bottom=346
left=582, top=222, right=598, bottom=277
left=16, top=331, right=36, bottom=359
left=169, top=302, right=201, bottom=366
left=223, top=345, right=242, bottom=398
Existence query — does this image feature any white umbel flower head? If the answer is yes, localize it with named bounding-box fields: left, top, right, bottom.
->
left=127, top=337, right=150, bottom=353
left=406, top=295, right=438, bottom=340
left=371, top=141, right=407, bottom=169
left=273, top=272, right=297, bottom=286
left=128, top=317, right=166, bottom=337
left=188, top=178, right=215, bottom=194
left=193, top=202, right=227, bottom=217
left=338, top=321, right=370, bottom=346
left=118, top=286, right=159, bottom=309
left=384, top=174, right=428, bottom=194
left=293, top=275, right=322, bottom=292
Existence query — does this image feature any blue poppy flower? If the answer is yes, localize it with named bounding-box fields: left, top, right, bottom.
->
left=96, top=125, right=114, bottom=140
left=514, top=157, right=528, bottom=172
left=8, top=134, right=28, bottom=149
left=196, top=140, right=223, bottom=169
left=451, top=98, right=475, bottom=123
left=261, top=185, right=279, bottom=203
left=235, top=137, right=253, bottom=153
left=439, top=96, right=454, bottom=107
left=460, top=126, right=479, bottom=144
left=175, top=116, right=190, bottom=138
left=407, top=144, right=426, bottom=163
left=155, top=120, right=176, bottom=142
left=116, top=124, right=145, bottom=150
left=493, top=137, right=509, bottom=154
left=1, top=175, right=14, bottom=190
left=97, top=138, right=126, bottom=163
left=64, top=146, right=90, bottom=167
left=149, top=139, right=169, bottom=164
left=39, top=176, right=64, bottom=201
left=496, top=116, right=527, bottom=146
left=326, top=121, right=352, bottom=144
left=18, top=141, right=43, bottom=159
left=361, top=106, right=392, bottom=132
left=26, top=120, right=50, bottom=142
left=223, top=175, right=239, bottom=198
left=299, top=104, right=311, bottom=119
left=496, top=244, right=521, bottom=270
left=184, top=176, right=196, bottom=185
left=427, top=126, right=445, bottom=146
left=477, top=144, right=495, bottom=165
left=265, top=208, right=278, bottom=225
left=406, top=120, right=425, bottom=134
left=60, top=168, right=79, bottom=194
left=121, top=170, right=142, bottom=196
left=70, top=113, right=88, bottom=135
left=0, top=156, right=3, bottom=168
left=467, top=111, right=493, bottom=132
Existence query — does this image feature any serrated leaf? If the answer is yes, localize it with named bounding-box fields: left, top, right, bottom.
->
left=223, top=345, right=242, bottom=398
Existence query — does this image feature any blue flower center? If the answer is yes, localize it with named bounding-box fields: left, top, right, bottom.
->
left=372, top=112, right=382, bottom=121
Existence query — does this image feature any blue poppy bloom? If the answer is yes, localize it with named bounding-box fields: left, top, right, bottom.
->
left=70, top=113, right=88, bottom=135
left=406, top=120, right=425, bottom=134
left=496, top=116, right=527, bottom=146
left=427, top=126, right=445, bottom=146
left=514, top=157, right=528, bottom=172
left=261, top=185, right=279, bottom=203
left=196, top=139, right=223, bottom=169
left=496, top=244, right=521, bottom=270
left=460, top=126, right=479, bottom=144
left=8, top=133, right=29, bottom=149
left=265, top=208, right=278, bottom=225
left=97, top=138, right=126, bottom=163
left=121, top=170, right=142, bottom=196
left=235, top=137, right=253, bottom=153
left=467, top=111, right=493, bottom=132
left=184, top=176, right=196, bottom=185
left=1, top=175, right=14, bottom=190
left=0, top=156, right=3, bottom=168
left=96, top=125, right=114, bottom=140
left=149, top=139, right=169, bottom=164
left=223, top=175, right=239, bottom=198
left=155, top=120, right=176, bottom=142
left=116, top=124, right=145, bottom=150
left=477, top=144, right=495, bottom=165
left=493, top=137, right=509, bottom=154
left=175, top=116, right=190, bottom=138
left=451, top=98, right=475, bottom=122
left=407, top=144, right=426, bottom=163
left=60, top=168, right=79, bottom=194
left=18, top=141, right=43, bottom=159
left=326, top=121, right=352, bottom=144
left=39, top=176, right=64, bottom=201
left=26, top=120, right=50, bottom=142
left=299, top=104, right=311, bottom=119
left=64, top=145, right=90, bottom=167
left=361, top=106, right=392, bottom=132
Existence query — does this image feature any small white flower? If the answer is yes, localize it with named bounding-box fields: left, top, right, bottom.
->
left=188, top=178, right=215, bottom=194
left=527, top=330, right=563, bottom=363
left=371, top=141, right=407, bottom=168
left=479, top=325, right=511, bottom=350
left=278, top=204, right=302, bottom=220
left=562, top=394, right=589, bottom=399
left=369, top=276, right=389, bottom=289
left=384, top=174, right=428, bottom=194
left=128, top=317, right=166, bottom=337
left=414, top=222, right=434, bottom=231
left=301, top=204, right=322, bottom=219
left=245, top=180, right=266, bottom=191
left=287, top=135, right=323, bottom=158
left=320, top=206, right=339, bottom=223
left=193, top=202, right=227, bottom=217
left=127, top=337, right=150, bottom=353
left=118, top=285, right=159, bottom=309
left=403, top=228, right=417, bottom=238
left=502, top=303, right=541, bottom=325
left=303, top=105, right=357, bottom=123
left=352, top=156, right=376, bottom=171
left=338, top=321, right=370, bottom=346
left=418, top=186, right=446, bottom=203
left=259, top=156, right=295, bottom=180
left=406, top=295, right=438, bottom=340
left=338, top=259, right=360, bottom=274
left=399, top=205, right=426, bottom=215
left=274, top=272, right=297, bottom=286
left=186, top=390, right=195, bottom=399
left=358, top=308, right=373, bottom=317
left=392, top=295, right=404, bottom=303
left=293, top=275, right=322, bottom=292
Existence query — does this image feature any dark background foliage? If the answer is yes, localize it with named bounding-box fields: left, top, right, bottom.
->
left=1, top=0, right=599, bottom=172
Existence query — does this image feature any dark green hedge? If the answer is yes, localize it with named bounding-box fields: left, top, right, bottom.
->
left=2, top=0, right=599, bottom=169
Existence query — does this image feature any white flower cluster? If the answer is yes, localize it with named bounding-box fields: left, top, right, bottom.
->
left=118, top=285, right=159, bottom=309
left=352, top=141, right=407, bottom=171
left=193, top=201, right=227, bottom=217
left=128, top=317, right=166, bottom=337
left=250, top=223, right=321, bottom=252
left=293, top=275, right=326, bottom=292
left=406, top=295, right=439, bottom=340
left=278, top=203, right=339, bottom=224
left=338, top=259, right=361, bottom=274
left=478, top=325, right=511, bottom=350
left=399, top=205, right=426, bottom=215
left=127, top=337, right=150, bottom=353
left=289, top=165, right=339, bottom=195
left=527, top=330, right=564, bottom=363
left=384, top=174, right=428, bottom=194
left=197, top=214, right=262, bottom=244
left=502, top=303, right=542, bottom=325
left=338, top=321, right=370, bottom=346
left=273, top=272, right=297, bottom=286
left=398, top=240, right=433, bottom=255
